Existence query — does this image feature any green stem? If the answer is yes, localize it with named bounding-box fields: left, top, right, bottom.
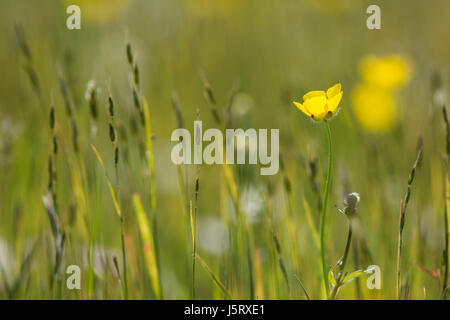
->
left=443, top=205, right=448, bottom=299
left=192, top=178, right=199, bottom=300
left=192, top=213, right=196, bottom=300
left=119, top=217, right=128, bottom=300
left=115, top=158, right=128, bottom=300
left=320, top=120, right=333, bottom=296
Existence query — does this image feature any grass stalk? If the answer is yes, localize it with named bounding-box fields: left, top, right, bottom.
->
left=281, top=162, right=300, bottom=274
left=196, top=253, right=232, bottom=299
left=442, top=106, right=449, bottom=298
left=133, top=194, right=162, bottom=299
left=396, top=140, right=423, bottom=299
left=91, top=144, right=128, bottom=299
left=190, top=177, right=200, bottom=299
left=141, top=97, right=162, bottom=296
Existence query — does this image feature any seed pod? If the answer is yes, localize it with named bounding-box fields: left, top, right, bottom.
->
left=86, top=80, right=98, bottom=121
left=139, top=109, right=146, bottom=127
left=59, top=77, right=73, bottom=117
left=134, top=64, right=139, bottom=87
left=133, top=89, right=140, bottom=111
left=109, top=123, right=116, bottom=143
left=345, top=192, right=360, bottom=209
left=171, top=91, right=184, bottom=128
left=25, top=65, right=41, bottom=97
left=113, top=255, right=121, bottom=278
left=71, top=119, right=79, bottom=153
left=343, top=192, right=360, bottom=217
left=49, top=107, right=55, bottom=130
left=15, top=24, right=31, bottom=61
left=195, top=177, right=200, bottom=193
left=53, top=136, right=58, bottom=155
left=114, top=146, right=119, bottom=165
left=126, top=43, right=133, bottom=66
left=89, top=91, right=97, bottom=120
left=48, top=155, right=53, bottom=190
left=108, top=96, right=114, bottom=117
left=272, top=233, right=281, bottom=254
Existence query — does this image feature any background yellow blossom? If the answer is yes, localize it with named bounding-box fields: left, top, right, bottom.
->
left=359, top=55, right=412, bottom=90
left=352, top=84, right=397, bottom=132
left=352, top=55, right=413, bottom=133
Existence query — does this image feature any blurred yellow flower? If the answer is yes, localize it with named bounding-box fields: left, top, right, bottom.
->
left=359, top=55, right=412, bottom=90
left=293, top=84, right=343, bottom=121
left=305, top=0, right=358, bottom=15
left=352, top=84, right=396, bottom=132
left=66, top=0, right=131, bottom=24
left=184, top=0, right=239, bottom=19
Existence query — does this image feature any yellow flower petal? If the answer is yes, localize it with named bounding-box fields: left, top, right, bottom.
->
left=326, top=91, right=343, bottom=114
left=326, top=83, right=341, bottom=99
left=293, top=101, right=311, bottom=116
left=294, top=84, right=343, bottom=121
left=303, top=90, right=326, bottom=102
left=304, top=95, right=328, bottom=119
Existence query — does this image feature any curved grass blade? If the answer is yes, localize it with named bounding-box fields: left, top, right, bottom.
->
left=196, top=253, right=232, bottom=300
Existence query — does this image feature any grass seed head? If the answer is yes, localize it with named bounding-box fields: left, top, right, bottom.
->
left=109, top=123, right=116, bottom=143
left=108, top=96, right=114, bottom=117
left=126, top=43, right=133, bottom=66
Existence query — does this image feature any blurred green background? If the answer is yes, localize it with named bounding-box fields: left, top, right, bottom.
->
left=0, top=0, right=449, bottom=300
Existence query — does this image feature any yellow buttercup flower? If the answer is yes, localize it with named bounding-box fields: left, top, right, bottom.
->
left=293, top=84, right=343, bottom=121
left=292, top=84, right=342, bottom=294
left=359, top=55, right=412, bottom=90
left=352, top=84, right=396, bottom=132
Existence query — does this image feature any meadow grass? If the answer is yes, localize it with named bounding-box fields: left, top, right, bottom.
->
left=0, top=0, right=449, bottom=301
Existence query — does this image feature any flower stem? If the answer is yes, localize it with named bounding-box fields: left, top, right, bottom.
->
left=320, top=120, right=333, bottom=296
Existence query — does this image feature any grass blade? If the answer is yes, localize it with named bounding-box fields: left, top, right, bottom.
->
left=132, top=194, right=162, bottom=299
left=196, top=253, right=232, bottom=300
